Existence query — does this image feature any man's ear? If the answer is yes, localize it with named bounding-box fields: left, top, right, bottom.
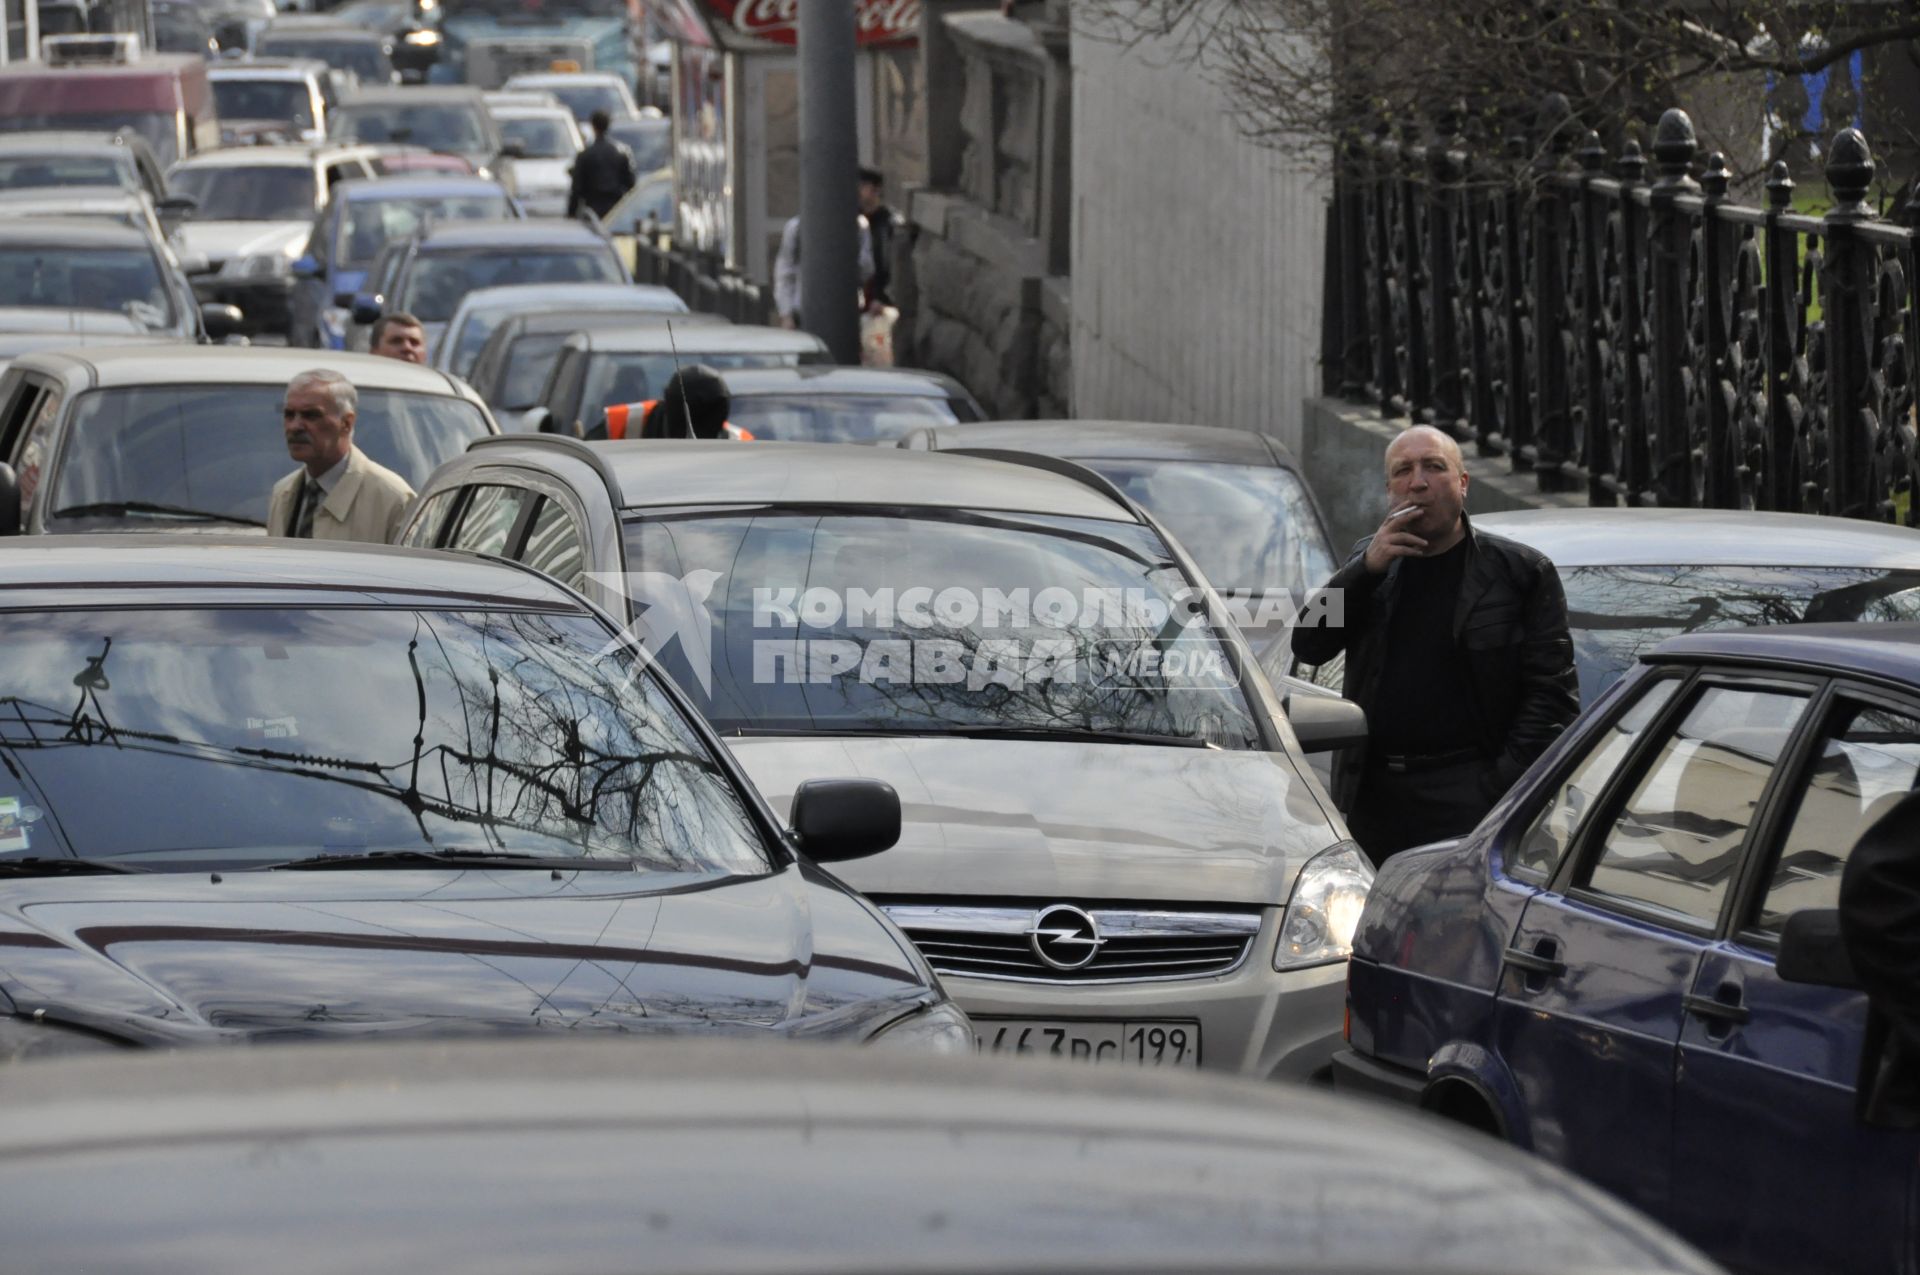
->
left=1459, top=469, right=1471, bottom=500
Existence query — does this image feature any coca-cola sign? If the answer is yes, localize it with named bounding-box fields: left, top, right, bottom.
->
left=709, top=0, right=919, bottom=47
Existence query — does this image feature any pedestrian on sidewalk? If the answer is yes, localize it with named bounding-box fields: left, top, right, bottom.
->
left=1291, top=425, right=1578, bottom=865
left=771, top=201, right=875, bottom=331
left=568, top=109, right=636, bottom=220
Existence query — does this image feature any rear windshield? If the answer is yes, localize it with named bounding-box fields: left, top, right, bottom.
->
left=578, top=351, right=801, bottom=429
left=0, top=243, right=172, bottom=328
left=498, top=115, right=576, bottom=158
left=212, top=79, right=315, bottom=128
left=169, top=164, right=316, bottom=221
left=259, top=36, right=392, bottom=82
left=727, top=394, right=959, bottom=445
left=0, top=153, right=130, bottom=190
left=336, top=191, right=513, bottom=269
left=48, top=385, right=491, bottom=528
left=333, top=102, right=485, bottom=152
left=399, top=248, right=621, bottom=322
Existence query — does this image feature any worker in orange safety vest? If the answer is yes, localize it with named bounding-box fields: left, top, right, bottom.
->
left=597, top=364, right=753, bottom=441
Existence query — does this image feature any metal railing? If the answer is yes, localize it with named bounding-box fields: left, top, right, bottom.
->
left=1324, top=97, right=1920, bottom=523
left=629, top=226, right=777, bottom=328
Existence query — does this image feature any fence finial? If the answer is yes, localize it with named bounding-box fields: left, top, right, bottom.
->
left=1615, top=137, right=1646, bottom=184
left=1578, top=130, right=1606, bottom=175
left=1651, top=109, right=1699, bottom=193
left=1824, top=128, right=1875, bottom=221
left=1766, top=160, right=1795, bottom=210
left=1701, top=152, right=1731, bottom=202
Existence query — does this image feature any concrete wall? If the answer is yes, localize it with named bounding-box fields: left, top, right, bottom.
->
left=1070, top=24, right=1329, bottom=455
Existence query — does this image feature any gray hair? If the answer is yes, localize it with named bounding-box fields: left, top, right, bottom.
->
left=288, top=368, right=358, bottom=418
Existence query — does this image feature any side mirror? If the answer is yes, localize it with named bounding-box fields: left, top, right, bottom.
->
left=292, top=254, right=320, bottom=278
left=199, top=301, right=243, bottom=340
left=332, top=289, right=357, bottom=308
left=0, top=462, right=19, bottom=536
left=350, top=293, right=383, bottom=325
left=789, top=779, right=900, bottom=863
left=500, top=139, right=526, bottom=160
left=156, top=194, right=196, bottom=221
left=176, top=252, right=211, bottom=275
left=1777, top=908, right=1861, bottom=989
left=1284, top=693, right=1368, bottom=754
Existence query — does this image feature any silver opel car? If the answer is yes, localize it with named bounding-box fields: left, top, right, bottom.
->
left=400, top=439, right=1374, bottom=1077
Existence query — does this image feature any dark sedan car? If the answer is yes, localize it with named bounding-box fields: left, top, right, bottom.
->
left=1335, top=624, right=1920, bottom=1275
left=720, top=365, right=983, bottom=443
left=0, top=1037, right=1722, bottom=1274
left=0, top=538, right=961, bottom=1060
left=347, top=219, right=626, bottom=353
left=466, top=306, right=724, bottom=421
left=904, top=420, right=1337, bottom=663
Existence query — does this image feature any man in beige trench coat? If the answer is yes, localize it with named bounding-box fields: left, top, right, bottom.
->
left=268, top=368, right=414, bottom=544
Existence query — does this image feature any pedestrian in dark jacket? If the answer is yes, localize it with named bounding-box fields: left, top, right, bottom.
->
left=1291, top=425, right=1579, bottom=864
left=1840, top=788, right=1920, bottom=1128
left=858, top=166, right=902, bottom=308
left=567, top=108, right=636, bottom=220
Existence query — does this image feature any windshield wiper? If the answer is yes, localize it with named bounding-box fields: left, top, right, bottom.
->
left=0, top=856, right=149, bottom=877
left=733, top=725, right=1218, bottom=749
left=268, top=848, right=637, bottom=871
left=51, top=501, right=265, bottom=527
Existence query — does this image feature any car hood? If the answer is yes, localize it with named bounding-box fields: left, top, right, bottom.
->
left=0, top=864, right=931, bottom=1047
left=177, top=220, right=311, bottom=266
left=506, top=157, right=571, bottom=189
left=726, top=736, right=1339, bottom=906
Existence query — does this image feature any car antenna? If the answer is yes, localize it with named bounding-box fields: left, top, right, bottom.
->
left=664, top=317, right=694, bottom=438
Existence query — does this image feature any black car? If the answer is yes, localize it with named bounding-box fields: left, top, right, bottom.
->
left=466, top=306, right=723, bottom=421
left=0, top=537, right=963, bottom=1058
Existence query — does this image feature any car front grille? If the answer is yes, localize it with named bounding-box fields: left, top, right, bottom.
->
left=881, top=904, right=1263, bottom=984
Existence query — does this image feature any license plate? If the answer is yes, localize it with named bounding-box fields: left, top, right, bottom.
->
left=973, top=1018, right=1199, bottom=1067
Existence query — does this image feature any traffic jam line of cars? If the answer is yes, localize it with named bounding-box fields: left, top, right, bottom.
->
left=0, top=33, right=1913, bottom=1275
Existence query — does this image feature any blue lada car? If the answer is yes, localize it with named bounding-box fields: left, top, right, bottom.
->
left=1334, top=624, right=1920, bottom=1275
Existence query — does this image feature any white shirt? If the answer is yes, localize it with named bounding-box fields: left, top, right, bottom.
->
left=772, top=214, right=876, bottom=320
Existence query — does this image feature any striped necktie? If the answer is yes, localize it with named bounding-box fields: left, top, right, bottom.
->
left=294, top=478, right=322, bottom=538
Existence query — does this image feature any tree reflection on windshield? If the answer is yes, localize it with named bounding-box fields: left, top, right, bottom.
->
left=0, top=608, right=769, bottom=873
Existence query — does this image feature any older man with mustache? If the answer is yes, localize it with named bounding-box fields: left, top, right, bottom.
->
left=269, top=368, right=415, bottom=544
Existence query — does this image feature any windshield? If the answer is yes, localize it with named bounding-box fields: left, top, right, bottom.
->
left=622, top=509, right=1261, bottom=747
left=608, top=121, right=669, bottom=172
left=1089, top=459, right=1335, bottom=596
left=400, top=249, right=621, bottom=322
left=0, top=154, right=129, bottom=190
left=49, top=386, right=492, bottom=526
left=0, top=244, right=172, bottom=328
left=260, top=36, right=392, bottom=81
left=496, top=332, right=569, bottom=409
left=1, top=112, right=179, bottom=165
left=336, top=191, right=512, bottom=268
left=168, top=165, right=317, bottom=221
left=1562, top=565, right=1920, bottom=702
left=544, top=83, right=625, bottom=122
left=728, top=395, right=958, bottom=445
left=0, top=607, right=770, bottom=873
left=333, top=102, right=485, bottom=152
left=580, top=351, right=801, bottom=428
left=212, top=79, right=315, bottom=128
left=499, top=115, right=577, bottom=158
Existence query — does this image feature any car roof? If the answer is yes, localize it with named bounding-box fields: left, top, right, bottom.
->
left=571, top=324, right=824, bottom=354
left=507, top=72, right=626, bottom=87
left=1650, top=622, right=1920, bottom=683
left=0, top=1038, right=1723, bottom=1275
left=491, top=104, right=573, bottom=121
left=261, top=24, right=384, bottom=42
left=1474, top=508, right=1920, bottom=568
left=464, top=283, right=683, bottom=317
left=0, top=132, right=141, bottom=155
left=9, top=345, right=477, bottom=394
left=208, top=62, right=323, bottom=79
left=919, top=419, right=1288, bottom=466
left=337, top=173, right=508, bottom=200
left=0, top=218, right=152, bottom=248
left=169, top=145, right=342, bottom=169
left=720, top=365, right=969, bottom=399
left=417, top=220, right=607, bottom=249
left=342, top=86, right=483, bottom=104
left=0, top=187, right=144, bottom=211
left=0, top=536, right=583, bottom=609
left=474, top=439, right=1138, bottom=520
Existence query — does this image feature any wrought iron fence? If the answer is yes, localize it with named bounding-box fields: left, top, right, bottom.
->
left=629, top=228, right=776, bottom=327
left=1324, top=97, right=1920, bottom=524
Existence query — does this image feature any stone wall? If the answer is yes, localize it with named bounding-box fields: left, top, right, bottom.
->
left=895, top=6, right=1071, bottom=419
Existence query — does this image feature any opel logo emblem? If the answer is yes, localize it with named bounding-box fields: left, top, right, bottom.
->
left=1027, top=904, right=1104, bottom=971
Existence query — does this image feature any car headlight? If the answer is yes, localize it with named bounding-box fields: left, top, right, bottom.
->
left=0, top=1012, right=126, bottom=1062
left=866, top=999, right=974, bottom=1055
left=1275, top=840, right=1373, bottom=971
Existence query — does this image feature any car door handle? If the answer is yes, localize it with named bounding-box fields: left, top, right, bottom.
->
left=1502, top=945, right=1567, bottom=978
left=1682, top=992, right=1751, bottom=1026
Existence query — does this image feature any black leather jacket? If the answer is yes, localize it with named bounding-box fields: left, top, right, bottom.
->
left=1841, top=790, right=1920, bottom=1128
left=1291, top=513, right=1579, bottom=802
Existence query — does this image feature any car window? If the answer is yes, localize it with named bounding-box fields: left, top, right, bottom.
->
left=1582, top=685, right=1810, bottom=927
left=167, top=165, right=317, bottom=221
left=1509, top=677, right=1681, bottom=883
left=446, top=484, right=530, bottom=555
left=726, top=394, right=958, bottom=445
left=13, top=385, right=63, bottom=526
left=401, top=487, right=462, bottom=548
left=519, top=498, right=587, bottom=591
left=400, top=250, right=624, bottom=324
left=1755, top=698, right=1920, bottom=935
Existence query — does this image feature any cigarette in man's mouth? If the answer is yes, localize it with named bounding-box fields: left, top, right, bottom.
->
left=1388, top=505, right=1420, bottom=521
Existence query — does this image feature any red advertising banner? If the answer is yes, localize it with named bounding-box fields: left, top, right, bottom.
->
left=704, top=0, right=919, bottom=46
